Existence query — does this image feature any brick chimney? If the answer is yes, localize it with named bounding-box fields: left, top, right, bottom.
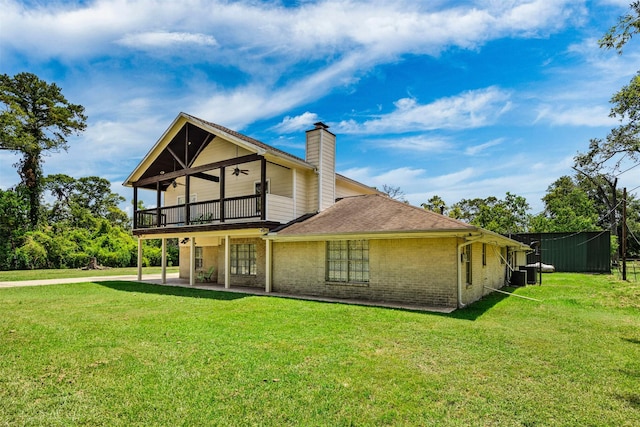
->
left=305, top=122, right=336, bottom=211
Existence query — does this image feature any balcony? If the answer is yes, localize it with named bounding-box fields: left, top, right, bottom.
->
left=134, top=193, right=294, bottom=230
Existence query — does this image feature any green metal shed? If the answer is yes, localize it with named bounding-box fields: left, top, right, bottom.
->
left=509, top=232, right=611, bottom=273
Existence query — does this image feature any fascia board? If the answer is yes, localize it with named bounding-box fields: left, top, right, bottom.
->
left=264, top=230, right=483, bottom=242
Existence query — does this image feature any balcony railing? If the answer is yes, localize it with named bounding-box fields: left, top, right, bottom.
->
left=134, top=194, right=295, bottom=229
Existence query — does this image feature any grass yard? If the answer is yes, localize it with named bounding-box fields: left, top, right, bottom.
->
left=1, top=274, right=638, bottom=426
left=0, top=266, right=179, bottom=282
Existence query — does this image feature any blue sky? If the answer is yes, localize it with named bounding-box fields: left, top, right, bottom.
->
left=1, top=0, right=638, bottom=215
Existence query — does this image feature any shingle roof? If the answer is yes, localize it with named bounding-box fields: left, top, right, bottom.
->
left=183, top=113, right=310, bottom=166
left=273, top=194, right=476, bottom=236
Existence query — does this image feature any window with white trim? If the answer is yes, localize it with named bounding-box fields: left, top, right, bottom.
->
left=230, top=243, right=256, bottom=276
left=195, top=246, right=203, bottom=270
left=482, top=243, right=487, bottom=266
left=326, top=240, right=369, bottom=283
left=463, top=245, right=472, bottom=285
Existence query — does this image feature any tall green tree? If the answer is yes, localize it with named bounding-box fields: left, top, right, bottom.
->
left=573, top=3, right=640, bottom=255
left=44, top=174, right=128, bottom=228
left=530, top=176, right=599, bottom=232
left=421, top=195, right=447, bottom=214
left=0, top=187, right=30, bottom=270
left=0, top=72, right=87, bottom=227
left=449, top=192, right=531, bottom=234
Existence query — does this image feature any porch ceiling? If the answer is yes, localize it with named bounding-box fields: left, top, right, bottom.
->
left=136, top=122, right=214, bottom=190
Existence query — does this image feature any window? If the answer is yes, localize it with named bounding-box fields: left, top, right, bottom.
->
left=230, top=243, right=256, bottom=275
left=482, top=243, right=487, bottom=266
left=463, top=245, right=472, bottom=285
left=326, top=240, right=369, bottom=283
left=195, top=246, right=203, bottom=270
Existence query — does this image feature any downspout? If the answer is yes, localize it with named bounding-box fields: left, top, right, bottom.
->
left=457, top=234, right=483, bottom=309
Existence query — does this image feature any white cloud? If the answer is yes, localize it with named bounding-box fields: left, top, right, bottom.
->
left=0, top=0, right=585, bottom=64
left=336, top=86, right=512, bottom=134
left=369, top=135, right=452, bottom=152
left=464, top=138, right=504, bottom=156
left=535, top=105, right=617, bottom=126
left=273, top=112, right=319, bottom=133
left=118, top=31, right=218, bottom=49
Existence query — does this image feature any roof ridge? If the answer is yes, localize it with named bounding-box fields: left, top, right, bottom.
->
left=182, top=112, right=309, bottom=165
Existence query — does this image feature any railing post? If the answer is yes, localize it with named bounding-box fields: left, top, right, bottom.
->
left=156, top=182, right=162, bottom=227
left=261, top=157, right=267, bottom=220
left=133, top=186, right=138, bottom=229
left=185, top=175, right=191, bottom=225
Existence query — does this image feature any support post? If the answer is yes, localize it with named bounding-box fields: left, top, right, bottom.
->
left=225, top=235, right=231, bottom=289
left=189, top=237, right=196, bottom=286
left=185, top=175, right=191, bottom=225
left=137, top=238, right=143, bottom=281
left=265, top=238, right=272, bottom=293
left=156, top=182, right=162, bottom=227
left=623, top=187, right=627, bottom=281
left=161, top=238, right=167, bottom=284
left=261, top=157, right=267, bottom=221
left=220, top=166, right=226, bottom=222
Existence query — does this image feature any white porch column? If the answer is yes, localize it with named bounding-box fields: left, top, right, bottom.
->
left=224, top=235, right=230, bottom=289
left=265, top=238, right=272, bottom=293
left=161, top=238, right=167, bottom=284
left=189, top=237, right=196, bottom=286
left=137, top=238, right=143, bottom=281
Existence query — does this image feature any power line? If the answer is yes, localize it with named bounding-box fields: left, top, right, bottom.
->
left=616, top=161, right=640, bottom=177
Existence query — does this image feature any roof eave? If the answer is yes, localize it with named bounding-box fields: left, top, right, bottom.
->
left=264, top=228, right=481, bottom=242
left=265, top=227, right=531, bottom=250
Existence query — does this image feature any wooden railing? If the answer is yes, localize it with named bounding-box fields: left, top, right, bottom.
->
left=135, top=194, right=263, bottom=229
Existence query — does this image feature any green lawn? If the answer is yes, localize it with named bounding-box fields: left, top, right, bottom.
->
left=1, top=274, right=638, bottom=426
left=0, top=266, right=179, bottom=282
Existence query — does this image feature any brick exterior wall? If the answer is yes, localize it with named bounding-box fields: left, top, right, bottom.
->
left=272, top=237, right=460, bottom=307
left=460, top=242, right=508, bottom=305
left=179, top=245, right=219, bottom=283
left=217, top=237, right=266, bottom=288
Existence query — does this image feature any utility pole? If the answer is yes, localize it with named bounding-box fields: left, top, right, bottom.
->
left=622, top=187, right=627, bottom=281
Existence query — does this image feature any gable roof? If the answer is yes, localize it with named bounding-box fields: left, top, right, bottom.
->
left=269, top=194, right=530, bottom=249
left=124, top=112, right=314, bottom=188
left=125, top=112, right=379, bottom=194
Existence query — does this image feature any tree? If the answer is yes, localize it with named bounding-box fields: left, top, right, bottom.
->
left=0, top=187, right=30, bottom=270
left=380, top=184, right=407, bottom=202
left=530, top=176, right=599, bottom=232
left=449, top=192, right=531, bottom=234
left=572, top=3, right=640, bottom=257
left=421, top=195, right=447, bottom=214
left=600, top=1, right=640, bottom=53
left=0, top=72, right=87, bottom=227
left=44, top=174, right=128, bottom=228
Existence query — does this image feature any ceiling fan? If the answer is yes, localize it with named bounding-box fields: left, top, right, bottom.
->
left=231, top=146, right=249, bottom=176
left=232, top=166, right=249, bottom=176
